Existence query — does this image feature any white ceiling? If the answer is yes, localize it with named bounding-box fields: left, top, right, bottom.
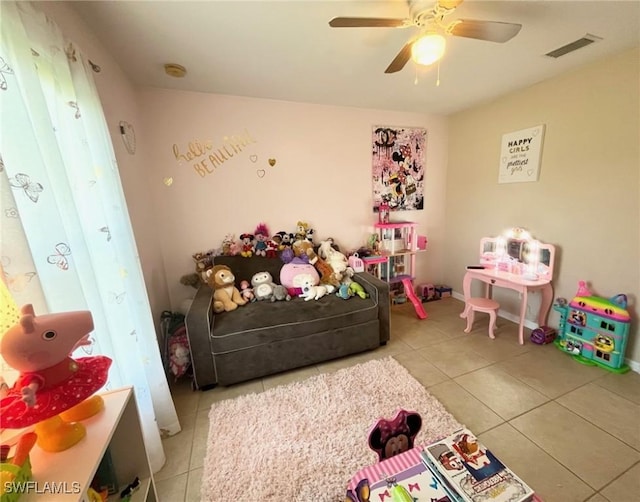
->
left=67, top=0, right=640, bottom=116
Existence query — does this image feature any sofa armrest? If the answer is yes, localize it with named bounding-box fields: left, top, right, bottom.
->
left=185, top=284, right=217, bottom=389
left=353, top=272, right=390, bottom=344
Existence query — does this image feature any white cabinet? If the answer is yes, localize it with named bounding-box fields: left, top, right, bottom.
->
left=19, top=386, right=156, bottom=502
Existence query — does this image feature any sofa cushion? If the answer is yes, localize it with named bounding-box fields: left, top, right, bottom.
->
left=210, top=293, right=378, bottom=354
left=213, top=320, right=380, bottom=385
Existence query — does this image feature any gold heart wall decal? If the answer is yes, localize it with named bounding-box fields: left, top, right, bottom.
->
left=268, top=158, right=276, bottom=167
left=163, top=177, right=173, bottom=186
left=257, top=169, right=266, bottom=178
left=250, top=155, right=258, bottom=163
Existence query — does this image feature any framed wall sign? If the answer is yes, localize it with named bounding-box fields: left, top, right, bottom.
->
left=372, top=125, right=426, bottom=212
left=498, top=124, right=545, bottom=184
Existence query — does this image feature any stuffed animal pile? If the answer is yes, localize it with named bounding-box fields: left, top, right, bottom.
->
left=188, top=220, right=371, bottom=307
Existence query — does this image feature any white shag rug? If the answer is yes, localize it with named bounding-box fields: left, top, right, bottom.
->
left=200, top=357, right=462, bottom=502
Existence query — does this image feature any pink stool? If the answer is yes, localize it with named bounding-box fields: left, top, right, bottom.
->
left=462, top=297, right=500, bottom=339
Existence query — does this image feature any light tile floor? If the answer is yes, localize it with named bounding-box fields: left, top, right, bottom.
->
left=156, top=297, right=640, bottom=502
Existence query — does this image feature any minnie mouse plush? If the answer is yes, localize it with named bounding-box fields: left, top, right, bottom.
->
left=367, top=408, right=422, bottom=461
left=239, top=233, right=255, bottom=257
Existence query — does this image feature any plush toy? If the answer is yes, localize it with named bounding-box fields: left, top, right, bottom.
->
left=349, top=282, right=369, bottom=299
left=278, top=231, right=294, bottom=249
left=339, top=267, right=369, bottom=299
left=280, top=247, right=295, bottom=264
left=239, top=280, right=255, bottom=302
left=314, top=256, right=341, bottom=289
left=239, top=233, right=255, bottom=258
left=251, top=271, right=278, bottom=301
left=280, top=257, right=320, bottom=297
left=222, top=234, right=237, bottom=256
left=367, top=409, right=422, bottom=461
left=294, top=221, right=308, bottom=242
left=273, top=231, right=291, bottom=251
left=180, top=273, right=201, bottom=289
left=253, top=223, right=270, bottom=257
left=271, top=232, right=283, bottom=250
left=318, top=238, right=349, bottom=278
left=292, top=224, right=319, bottom=264
left=300, top=279, right=329, bottom=301
left=265, top=238, right=279, bottom=258
left=336, top=283, right=353, bottom=300
left=272, top=285, right=292, bottom=302
left=192, top=250, right=215, bottom=282
left=0, top=305, right=112, bottom=431
left=206, top=265, right=247, bottom=313
left=292, top=241, right=318, bottom=264
left=229, top=240, right=242, bottom=256
left=305, top=227, right=316, bottom=244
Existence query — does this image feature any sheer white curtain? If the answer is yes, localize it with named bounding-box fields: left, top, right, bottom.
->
left=0, top=1, right=179, bottom=472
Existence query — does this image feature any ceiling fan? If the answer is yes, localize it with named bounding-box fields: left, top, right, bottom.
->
left=328, top=0, right=522, bottom=74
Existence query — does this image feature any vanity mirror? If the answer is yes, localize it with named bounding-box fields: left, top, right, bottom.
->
left=479, top=228, right=555, bottom=280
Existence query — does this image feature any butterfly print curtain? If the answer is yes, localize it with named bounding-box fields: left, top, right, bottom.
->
left=0, top=1, right=177, bottom=471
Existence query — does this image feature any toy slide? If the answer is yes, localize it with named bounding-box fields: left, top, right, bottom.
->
left=401, top=278, right=427, bottom=320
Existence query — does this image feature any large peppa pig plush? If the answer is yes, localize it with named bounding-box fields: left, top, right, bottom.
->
left=0, top=304, right=111, bottom=429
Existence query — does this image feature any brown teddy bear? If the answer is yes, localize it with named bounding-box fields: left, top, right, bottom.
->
left=206, top=265, right=247, bottom=313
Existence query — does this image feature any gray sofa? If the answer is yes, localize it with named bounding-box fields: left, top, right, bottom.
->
left=184, top=255, right=390, bottom=389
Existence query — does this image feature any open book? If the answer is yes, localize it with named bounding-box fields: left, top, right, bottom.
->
left=421, top=428, right=534, bottom=502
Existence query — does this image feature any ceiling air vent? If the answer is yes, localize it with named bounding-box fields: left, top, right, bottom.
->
left=545, top=34, right=602, bottom=58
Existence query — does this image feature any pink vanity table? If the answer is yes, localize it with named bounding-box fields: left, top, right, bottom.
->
left=461, top=232, right=556, bottom=345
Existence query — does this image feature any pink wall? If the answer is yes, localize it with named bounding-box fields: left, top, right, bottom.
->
left=139, top=89, right=449, bottom=308
left=33, top=2, right=450, bottom=314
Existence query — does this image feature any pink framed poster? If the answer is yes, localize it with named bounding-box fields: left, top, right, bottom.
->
left=372, top=125, right=426, bottom=212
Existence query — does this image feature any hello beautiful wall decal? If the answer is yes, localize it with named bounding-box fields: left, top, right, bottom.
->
left=171, top=129, right=258, bottom=178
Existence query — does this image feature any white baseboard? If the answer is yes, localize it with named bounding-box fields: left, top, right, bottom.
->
left=626, top=359, right=640, bottom=374
left=452, top=291, right=639, bottom=374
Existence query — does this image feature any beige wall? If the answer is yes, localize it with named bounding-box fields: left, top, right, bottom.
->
left=138, top=90, right=449, bottom=309
left=444, top=48, right=640, bottom=367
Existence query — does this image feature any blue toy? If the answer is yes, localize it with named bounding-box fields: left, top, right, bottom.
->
left=553, top=281, right=630, bottom=373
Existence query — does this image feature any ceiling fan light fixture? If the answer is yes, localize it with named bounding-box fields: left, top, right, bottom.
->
left=411, top=33, right=446, bottom=66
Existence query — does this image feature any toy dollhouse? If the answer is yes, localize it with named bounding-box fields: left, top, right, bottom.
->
left=362, top=221, right=426, bottom=319
left=553, top=281, right=631, bottom=373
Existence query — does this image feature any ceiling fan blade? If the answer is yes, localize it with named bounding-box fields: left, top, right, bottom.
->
left=385, top=42, right=413, bottom=74
left=450, top=19, right=522, bottom=43
left=329, top=17, right=407, bottom=28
